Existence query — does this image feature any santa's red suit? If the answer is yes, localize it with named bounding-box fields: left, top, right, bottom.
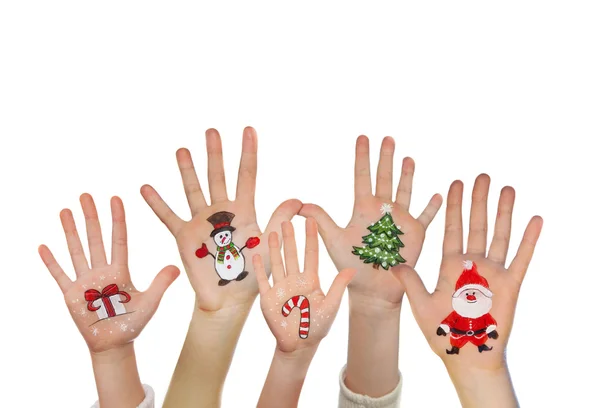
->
left=441, top=311, right=497, bottom=348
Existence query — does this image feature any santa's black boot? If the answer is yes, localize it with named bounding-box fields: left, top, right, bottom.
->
left=236, top=271, right=249, bottom=281
left=478, top=344, right=493, bottom=353
left=446, top=346, right=460, bottom=355
left=218, top=279, right=231, bottom=286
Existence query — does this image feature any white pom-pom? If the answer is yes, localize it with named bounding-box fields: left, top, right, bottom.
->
left=463, top=260, right=473, bottom=270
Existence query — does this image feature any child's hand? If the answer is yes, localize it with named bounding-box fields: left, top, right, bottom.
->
left=393, top=175, right=543, bottom=371
left=39, top=194, right=180, bottom=353
left=254, top=219, right=356, bottom=353
left=141, top=127, right=301, bottom=311
left=301, top=136, right=442, bottom=307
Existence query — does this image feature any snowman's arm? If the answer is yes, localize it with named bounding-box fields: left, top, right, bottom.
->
left=240, top=237, right=261, bottom=252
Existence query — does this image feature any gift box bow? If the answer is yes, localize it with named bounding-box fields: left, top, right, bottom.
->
left=84, top=284, right=131, bottom=312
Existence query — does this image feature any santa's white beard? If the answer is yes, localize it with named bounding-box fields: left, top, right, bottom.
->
left=452, top=296, right=492, bottom=318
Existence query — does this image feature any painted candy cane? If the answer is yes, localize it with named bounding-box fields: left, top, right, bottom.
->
left=282, top=295, right=310, bottom=339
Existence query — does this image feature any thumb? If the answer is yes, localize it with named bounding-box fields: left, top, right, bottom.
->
left=299, top=204, right=341, bottom=247
left=392, top=265, right=430, bottom=314
left=325, top=268, right=356, bottom=307
left=264, top=199, right=303, bottom=241
left=146, top=265, right=180, bottom=302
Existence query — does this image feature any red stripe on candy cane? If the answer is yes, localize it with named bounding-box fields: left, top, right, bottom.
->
left=282, top=295, right=310, bottom=339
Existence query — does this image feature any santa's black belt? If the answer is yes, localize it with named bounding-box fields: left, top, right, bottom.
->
left=450, top=328, right=487, bottom=336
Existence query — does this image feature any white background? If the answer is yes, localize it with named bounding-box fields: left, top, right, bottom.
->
left=1, top=1, right=599, bottom=407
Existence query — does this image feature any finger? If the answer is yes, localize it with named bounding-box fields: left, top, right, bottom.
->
left=467, top=174, right=491, bottom=256
left=264, top=199, right=303, bottom=237
left=325, top=268, right=356, bottom=307
left=206, top=128, right=229, bottom=203
left=269, top=232, right=286, bottom=283
left=253, top=254, right=271, bottom=295
left=176, top=148, right=207, bottom=216
left=235, top=126, right=258, bottom=205
left=391, top=265, right=430, bottom=315
left=375, top=136, right=395, bottom=200
left=140, top=184, right=185, bottom=236
left=282, top=221, right=300, bottom=276
left=38, top=245, right=72, bottom=293
left=417, top=193, right=443, bottom=229
left=146, top=265, right=180, bottom=303
left=298, top=204, right=341, bottom=248
left=488, top=187, right=516, bottom=265
left=79, top=193, right=107, bottom=268
left=395, top=157, right=415, bottom=210
left=354, top=135, right=372, bottom=198
left=110, top=196, right=128, bottom=266
left=303, top=218, right=319, bottom=275
left=509, top=216, right=543, bottom=283
left=443, top=180, right=464, bottom=255
left=60, top=208, right=89, bottom=275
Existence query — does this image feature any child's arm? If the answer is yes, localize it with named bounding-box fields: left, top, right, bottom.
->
left=254, top=220, right=356, bottom=408
left=39, top=194, right=179, bottom=408
left=140, top=127, right=302, bottom=407
left=394, top=174, right=543, bottom=408
left=300, top=136, right=442, bottom=400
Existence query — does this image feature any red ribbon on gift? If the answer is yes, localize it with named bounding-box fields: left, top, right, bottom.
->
left=84, top=284, right=131, bottom=318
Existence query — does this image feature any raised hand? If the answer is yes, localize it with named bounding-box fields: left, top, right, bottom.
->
left=39, top=194, right=180, bottom=353
left=254, top=219, right=356, bottom=352
left=300, top=135, right=442, bottom=307
left=393, top=174, right=543, bottom=369
left=140, top=127, right=301, bottom=311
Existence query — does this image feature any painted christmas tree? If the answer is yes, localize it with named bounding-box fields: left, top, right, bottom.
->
left=352, top=203, right=406, bottom=270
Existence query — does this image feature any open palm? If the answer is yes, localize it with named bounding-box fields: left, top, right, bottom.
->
left=301, top=136, right=442, bottom=306
left=254, top=219, right=355, bottom=353
left=394, top=175, right=543, bottom=370
left=39, top=194, right=179, bottom=353
left=141, top=127, right=301, bottom=311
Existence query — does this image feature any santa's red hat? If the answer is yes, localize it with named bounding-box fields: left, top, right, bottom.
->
left=452, top=260, right=493, bottom=298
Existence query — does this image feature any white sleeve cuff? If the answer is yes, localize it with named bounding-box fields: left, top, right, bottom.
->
left=338, top=365, right=402, bottom=408
left=90, top=384, right=154, bottom=408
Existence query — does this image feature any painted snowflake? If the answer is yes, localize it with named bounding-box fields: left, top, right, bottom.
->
left=91, top=328, right=99, bottom=336
left=315, top=308, right=325, bottom=318
left=120, top=323, right=128, bottom=332
left=296, top=276, right=308, bottom=289
left=100, top=275, right=105, bottom=281
left=276, top=287, right=287, bottom=300
left=79, top=307, right=87, bottom=317
left=280, top=320, right=288, bottom=329
left=380, top=203, right=393, bottom=215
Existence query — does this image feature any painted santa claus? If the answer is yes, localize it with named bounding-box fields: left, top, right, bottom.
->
left=437, top=260, right=498, bottom=354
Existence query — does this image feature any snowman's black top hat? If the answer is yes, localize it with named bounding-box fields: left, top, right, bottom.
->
left=207, top=211, right=236, bottom=237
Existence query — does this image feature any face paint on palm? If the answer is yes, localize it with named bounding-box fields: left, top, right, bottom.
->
left=282, top=295, right=311, bottom=339
left=84, top=284, right=132, bottom=324
left=437, top=260, right=499, bottom=355
left=194, top=211, right=261, bottom=287
left=352, top=203, right=406, bottom=269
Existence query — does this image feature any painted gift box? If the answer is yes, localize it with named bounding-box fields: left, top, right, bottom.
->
left=84, top=284, right=131, bottom=320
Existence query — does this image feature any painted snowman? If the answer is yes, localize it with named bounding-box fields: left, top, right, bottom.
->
left=195, top=211, right=260, bottom=286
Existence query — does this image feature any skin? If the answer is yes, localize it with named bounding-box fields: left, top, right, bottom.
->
left=39, top=194, right=180, bottom=408
left=300, top=136, right=443, bottom=397
left=254, top=219, right=356, bottom=408
left=393, top=174, right=543, bottom=408
left=140, top=127, right=302, bottom=408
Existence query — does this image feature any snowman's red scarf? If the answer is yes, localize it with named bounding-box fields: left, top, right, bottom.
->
left=216, top=242, right=240, bottom=264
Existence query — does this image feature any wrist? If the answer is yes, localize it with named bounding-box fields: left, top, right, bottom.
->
left=90, top=342, right=135, bottom=365
left=345, top=291, right=401, bottom=397
left=445, top=362, right=517, bottom=408
left=273, top=345, right=318, bottom=372
left=348, top=290, right=402, bottom=319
